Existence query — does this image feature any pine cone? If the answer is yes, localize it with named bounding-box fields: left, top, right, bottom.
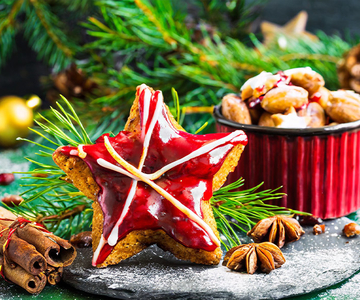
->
left=46, top=64, right=98, bottom=104
left=337, top=43, right=360, bottom=93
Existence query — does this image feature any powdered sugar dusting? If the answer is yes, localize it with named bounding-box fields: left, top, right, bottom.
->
left=63, top=217, right=360, bottom=299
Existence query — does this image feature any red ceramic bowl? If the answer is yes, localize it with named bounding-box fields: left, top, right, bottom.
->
left=214, top=105, right=360, bottom=219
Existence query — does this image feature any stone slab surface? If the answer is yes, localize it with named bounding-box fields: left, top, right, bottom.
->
left=63, top=217, right=360, bottom=300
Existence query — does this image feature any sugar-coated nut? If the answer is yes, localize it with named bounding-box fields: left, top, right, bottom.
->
left=306, top=102, right=326, bottom=128
left=252, top=76, right=281, bottom=99
left=241, top=85, right=253, bottom=101
left=313, top=87, right=333, bottom=110
left=271, top=113, right=285, bottom=127
left=326, top=90, right=360, bottom=123
left=0, top=173, right=15, bottom=185
left=1, top=195, right=23, bottom=207
left=261, top=86, right=309, bottom=114
left=258, top=112, right=275, bottom=127
left=296, top=215, right=323, bottom=226
left=240, top=72, right=281, bottom=100
left=271, top=106, right=310, bottom=129
left=284, top=106, right=297, bottom=115
left=222, top=94, right=252, bottom=124
left=287, top=70, right=325, bottom=96
left=343, top=222, right=360, bottom=237
left=313, top=224, right=325, bottom=235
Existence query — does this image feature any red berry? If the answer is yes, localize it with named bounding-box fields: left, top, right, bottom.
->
left=0, top=173, right=15, bottom=185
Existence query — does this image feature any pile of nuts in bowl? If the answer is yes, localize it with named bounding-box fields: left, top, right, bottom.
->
left=221, top=67, right=360, bottom=128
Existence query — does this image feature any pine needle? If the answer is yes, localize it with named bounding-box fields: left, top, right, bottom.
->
left=211, top=178, right=310, bottom=250
left=11, top=96, right=94, bottom=238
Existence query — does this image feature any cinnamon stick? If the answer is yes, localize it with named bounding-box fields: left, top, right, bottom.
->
left=0, top=256, right=47, bottom=294
left=45, top=266, right=63, bottom=285
left=0, top=224, right=47, bottom=275
left=0, top=207, right=77, bottom=293
left=16, top=225, right=76, bottom=267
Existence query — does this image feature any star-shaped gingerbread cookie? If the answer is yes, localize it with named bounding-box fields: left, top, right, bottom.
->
left=53, top=84, right=247, bottom=267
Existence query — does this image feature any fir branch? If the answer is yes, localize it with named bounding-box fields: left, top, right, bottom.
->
left=36, top=204, right=86, bottom=224
left=0, top=0, right=23, bottom=67
left=0, top=0, right=93, bottom=71
left=134, top=0, right=177, bottom=47
left=211, top=178, right=308, bottom=250
left=57, top=0, right=95, bottom=13
left=11, top=96, right=94, bottom=238
left=24, top=0, right=80, bottom=70
left=0, top=0, right=22, bottom=34
left=30, top=0, right=73, bottom=58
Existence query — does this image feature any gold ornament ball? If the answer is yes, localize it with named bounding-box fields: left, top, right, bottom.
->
left=0, top=96, right=34, bottom=147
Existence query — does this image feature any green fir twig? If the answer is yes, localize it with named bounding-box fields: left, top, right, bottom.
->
left=12, top=97, right=94, bottom=238
left=211, top=178, right=309, bottom=250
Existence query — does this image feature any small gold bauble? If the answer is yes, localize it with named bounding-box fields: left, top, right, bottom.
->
left=0, top=96, right=35, bottom=148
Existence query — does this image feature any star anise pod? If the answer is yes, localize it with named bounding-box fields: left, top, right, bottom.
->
left=247, top=215, right=305, bottom=248
left=222, top=242, right=286, bottom=274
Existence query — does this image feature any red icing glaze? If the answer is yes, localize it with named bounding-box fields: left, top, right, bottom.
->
left=254, top=85, right=265, bottom=95
left=62, top=86, right=247, bottom=265
left=274, top=71, right=290, bottom=88
left=310, top=92, right=322, bottom=103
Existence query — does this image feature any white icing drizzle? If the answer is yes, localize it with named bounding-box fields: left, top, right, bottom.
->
left=69, top=149, right=78, bottom=156
left=138, top=92, right=163, bottom=169
left=107, top=181, right=137, bottom=246
left=92, top=235, right=107, bottom=266
left=146, top=130, right=243, bottom=181
left=276, top=112, right=309, bottom=129
left=97, top=158, right=139, bottom=180
left=140, top=88, right=152, bottom=141
left=240, top=71, right=280, bottom=91
left=332, top=90, right=360, bottom=101
left=137, top=83, right=148, bottom=97
left=241, top=67, right=317, bottom=93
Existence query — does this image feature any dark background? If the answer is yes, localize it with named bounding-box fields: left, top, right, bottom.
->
left=0, top=0, right=358, bottom=101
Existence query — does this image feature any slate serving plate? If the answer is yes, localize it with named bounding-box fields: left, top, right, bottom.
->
left=63, top=217, right=360, bottom=300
